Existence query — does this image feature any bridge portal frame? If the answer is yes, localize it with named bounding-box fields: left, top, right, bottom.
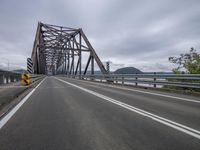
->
left=31, top=22, right=108, bottom=75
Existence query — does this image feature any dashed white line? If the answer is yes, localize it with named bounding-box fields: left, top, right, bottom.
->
left=55, top=77, right=200, bottom=140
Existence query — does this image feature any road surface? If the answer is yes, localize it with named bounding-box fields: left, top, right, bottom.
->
left=0, top=76, right=199, bottom=150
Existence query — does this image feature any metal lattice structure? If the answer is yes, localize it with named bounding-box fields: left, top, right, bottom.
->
left=31, top=22, right=108, bottom=75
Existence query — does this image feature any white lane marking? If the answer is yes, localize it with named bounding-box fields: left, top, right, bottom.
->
left=64, top=78, right=200, bottom=104
left=55, top=77, right=200, bottom=139
left=0, top=78, right=46, bottom=129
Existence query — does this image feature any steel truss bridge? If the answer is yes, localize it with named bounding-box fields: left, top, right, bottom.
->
left=31, top=22, right=108, bottom=75
left=0, top=23, right=200, bottom=150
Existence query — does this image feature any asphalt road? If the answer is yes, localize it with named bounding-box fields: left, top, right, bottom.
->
left=0, top=76, right=199, bottom=150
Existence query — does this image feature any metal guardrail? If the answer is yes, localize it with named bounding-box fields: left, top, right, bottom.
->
left=65, top=73, right=200, bottom=89
left=0, top=69, right=43, bottom=85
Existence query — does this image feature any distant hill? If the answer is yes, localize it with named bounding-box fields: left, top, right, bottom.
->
left=114, top=67, right=142, bottom=74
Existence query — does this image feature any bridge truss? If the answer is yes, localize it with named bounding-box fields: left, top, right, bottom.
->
left=31, top=22, right=108, bottom=75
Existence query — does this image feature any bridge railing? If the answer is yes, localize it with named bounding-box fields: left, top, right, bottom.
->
left=0, top=69, right=43, bottom=85
left=0, top=70, right=21, bottom=84
left=65, top=73, right=200, bottom=89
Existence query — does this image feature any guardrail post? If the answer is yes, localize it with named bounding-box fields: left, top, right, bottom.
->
left=91, top=75, right=94, bottom=81
left=122, top=76, right=124, bottom=84
left=153, top=72, right=156, bottom=88
left=116, top=76, right=118, bottom=83
left=135, top=73, right=138, bottom=86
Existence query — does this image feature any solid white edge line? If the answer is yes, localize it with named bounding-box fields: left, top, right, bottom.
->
left=0, top=77, right=46, bottom=129
left=66, top=77, right=200, bottom=104
left=54, top=77, right=200, bottom=140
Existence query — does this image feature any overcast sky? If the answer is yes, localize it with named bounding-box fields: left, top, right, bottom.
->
left=0, top=0, right=200, bottom=72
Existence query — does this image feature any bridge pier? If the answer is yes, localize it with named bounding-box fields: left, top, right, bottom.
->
left=10, top=75, right=15, bottom=82
left=5, top=75, right=10, bottom=84
left=0, top=74, right=4, bottom=84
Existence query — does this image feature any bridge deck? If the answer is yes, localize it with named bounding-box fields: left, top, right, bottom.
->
left=0, top=76, right=199, bottom=150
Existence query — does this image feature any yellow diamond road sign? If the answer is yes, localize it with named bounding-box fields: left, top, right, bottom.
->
left=21, top=73, right=30, bottom=80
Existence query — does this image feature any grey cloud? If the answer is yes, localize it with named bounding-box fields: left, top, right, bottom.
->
left=0, top=0, right=200, bottom=71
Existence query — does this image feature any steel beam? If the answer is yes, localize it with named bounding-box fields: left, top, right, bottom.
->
left=31, top=22, right=108, bottom=75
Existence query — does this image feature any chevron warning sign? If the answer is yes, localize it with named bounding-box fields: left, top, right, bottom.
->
left=21, top=73, right=30, bottom=86
left=27, top=58, right=33, bottom=74
left=106, top=61, right=110, bottom=73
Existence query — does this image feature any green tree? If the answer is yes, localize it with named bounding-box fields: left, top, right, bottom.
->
left=165, top=48, right=200, bottom=92
left=169, top=47, right=200, bottom=74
